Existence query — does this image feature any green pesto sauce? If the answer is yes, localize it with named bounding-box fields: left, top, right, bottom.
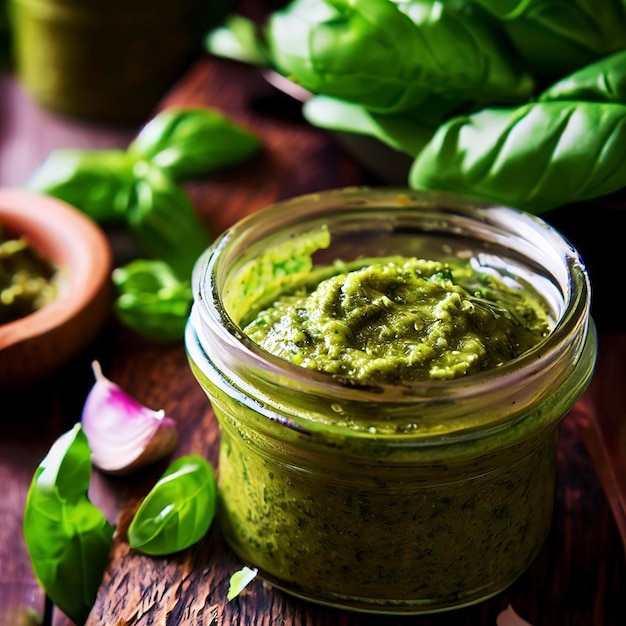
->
left=0, top=232, right=57, bottom=325
left=243, top=257, right=550, bottom=384
left=189, top=225, right=592, bottom=613
left=217, top=423, right=558, bottom=610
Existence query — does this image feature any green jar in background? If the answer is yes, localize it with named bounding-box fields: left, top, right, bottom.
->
left=7, top=0, right=230, bottom=123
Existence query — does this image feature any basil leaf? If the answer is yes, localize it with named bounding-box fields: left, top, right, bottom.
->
left=128, top=107, right=261, bottom=180
left=205, top=14, right=271, bottom=66
left=539, top=50, right=626, bottom=103
left=395, top=0, right=538, bottom=108
left=473, top=0, right=626, bottom=81
left=409, top=100, right=626, bottom=214
left=127, top=455, right=217, bottom=556
left=23, top=424, right=115, bottom=625
left=27, top=149, right=136, bottom=223
left=267, top=0, right=533, bottom=114
left=112, top=259, right=192, bottom=342
left=464, top=0, right=534, bottom=20
left=126, top=162, right=212, bottom=280
left=303, top=95, right=436, bottom=157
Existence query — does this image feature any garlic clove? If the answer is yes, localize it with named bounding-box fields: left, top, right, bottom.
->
left=496, top=605, right=533, bottom=626
left=81, top=361, right=178, bottom=475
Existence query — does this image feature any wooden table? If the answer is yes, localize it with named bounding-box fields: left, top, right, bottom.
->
left=2, top=53, right=626, bottom=626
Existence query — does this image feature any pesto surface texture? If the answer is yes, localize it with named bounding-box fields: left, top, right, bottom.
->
left=243, top=256, right=550, bottom=384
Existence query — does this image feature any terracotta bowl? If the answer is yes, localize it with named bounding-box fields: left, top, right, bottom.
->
left=0, top=188, right=112, bottom=390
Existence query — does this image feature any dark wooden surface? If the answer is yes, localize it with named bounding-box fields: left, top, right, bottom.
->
left=2, top=53, right=626, bottom=626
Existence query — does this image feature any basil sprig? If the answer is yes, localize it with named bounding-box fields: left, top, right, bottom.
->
left=28, top=106, right=261, bottom=340
left=127, top=455, right=217, bottom=556
left=23, top=424, right=115, bottom=625
left=409, top=46, right=626, bottom=214
left=125, top=162, right=211, bottom=280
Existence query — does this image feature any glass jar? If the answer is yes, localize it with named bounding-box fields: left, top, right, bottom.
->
left=186, top=187, right=596, bottom=614
left=7, top=0, right=230, bottom=122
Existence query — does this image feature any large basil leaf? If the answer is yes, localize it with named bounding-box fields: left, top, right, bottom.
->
left=463, top=0, right=533, bottom=19
left=473, top=0, right=626, bottom=81
left=23, top=424, right=114, bottom=625
left=128, top=107, right=261, bottom=180
left=127, top=455, right=217, bottom=556
left=126, top=163, right=212, bottom=280
left=539, top=50, right=626, bottom=103
left=409, top=100, right=626, bottom=214
left=267, top=0, right=533, bottom=114
left=27, top=149, right=136, bottom=223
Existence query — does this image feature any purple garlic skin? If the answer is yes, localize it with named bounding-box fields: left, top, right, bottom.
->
left=81, top=361, right=178, bottom=475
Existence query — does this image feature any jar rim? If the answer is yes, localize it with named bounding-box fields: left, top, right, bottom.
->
left=189, top=187, right=593, bottom=438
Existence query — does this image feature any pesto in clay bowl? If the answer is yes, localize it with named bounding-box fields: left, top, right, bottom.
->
left=185, top=187, right=596, bottom=614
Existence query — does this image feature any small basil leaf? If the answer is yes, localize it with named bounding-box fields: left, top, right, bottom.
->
left=303, top=95, right=436, bottom=157
left=205, top=14, right=271, bottom=66
left=27, top=149, right=137, bottom=223
left=128, top=107, right=261, bottom=180
left=409, top=100, right=626, bottom=214
left=112, top=259, right=192, bottom=342
left=539, top=50, right=626, bottom=104
left=23, top=424, right=115, bottom=625
left=127, top=455, right=217, bottom=556
left=125, top=162, right=212, bottom=280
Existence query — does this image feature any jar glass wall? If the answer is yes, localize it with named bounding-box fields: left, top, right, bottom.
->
left=186, top=187, right=596, bottom=614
